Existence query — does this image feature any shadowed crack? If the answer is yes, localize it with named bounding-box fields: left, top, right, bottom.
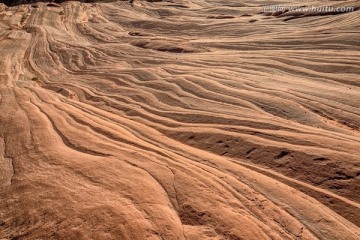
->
left=0, top=137, right=15, bottom=186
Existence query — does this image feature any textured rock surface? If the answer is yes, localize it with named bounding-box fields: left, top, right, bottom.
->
left=0, top=0, right=359, bottom=239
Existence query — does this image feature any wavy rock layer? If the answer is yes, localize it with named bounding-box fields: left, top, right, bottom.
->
left=0, top=0, right=360, bottom=239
